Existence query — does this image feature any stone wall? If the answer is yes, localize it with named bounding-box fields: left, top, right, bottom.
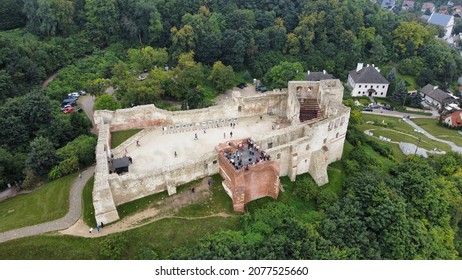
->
left=92, top=121, right=120, bottom=225
left=95, top=90, right=289, bottom=133
left=108, top=151, right=218, bottom=205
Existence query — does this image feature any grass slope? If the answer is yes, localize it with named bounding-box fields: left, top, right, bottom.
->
left=0, top=216, right=240, bottom=260
left=359, top=115, right=452, bottom=151
left=111, top=129, right=142, bottom=148
left=0, top=173, right=77, bottom=233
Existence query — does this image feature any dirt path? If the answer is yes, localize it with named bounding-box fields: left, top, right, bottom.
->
left=41, top=71, right=58, bottom=88
left=59, top=177, right=236, bottom=238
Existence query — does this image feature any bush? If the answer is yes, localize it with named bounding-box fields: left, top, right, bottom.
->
left=295, top=176, right=319, bottom=202
left=99, top=234, right=128, bottom=260
left=366, top=139, right=393, bottom=158
left=317, top=190, right=339, bottom=211
left=21, top=170, right=42, bottom=190
left=135, top=248, right=159, bottom=260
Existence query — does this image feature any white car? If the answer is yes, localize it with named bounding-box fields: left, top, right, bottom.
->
left=137, top=75, right=146, bottom=81
left=68, top=92, right=80, bottom=99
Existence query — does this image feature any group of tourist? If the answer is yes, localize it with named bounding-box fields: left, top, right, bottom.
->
left=223, top=138, right=271, bottom=171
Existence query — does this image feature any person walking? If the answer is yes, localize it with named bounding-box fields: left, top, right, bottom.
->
left=194, top=133, right=198, bottom=140
left=100, top=222, right=104, bottom=229
left=174, top=151, right=177, bottom=157
left=224, top=132, right=226, bottom=139
left=230, top=131, right=233, bottom=138
left=89, top=227, right=93, bottom=234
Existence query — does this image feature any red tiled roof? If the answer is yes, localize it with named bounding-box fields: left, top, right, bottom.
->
left=445, top=111, right=462, bottom=127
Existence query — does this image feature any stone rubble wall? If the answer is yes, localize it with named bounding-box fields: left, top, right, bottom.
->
left=108, top=151, right=218, bottom=205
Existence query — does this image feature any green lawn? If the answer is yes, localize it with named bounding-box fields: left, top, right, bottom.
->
left=0, top=216, right=240, bottom=259
left=359, top=115, right=452, bottom=152
left=356, top=97, right=371, bottom=106
left=412, top=118, right=462, bottom=147
left=111, top=129, right=142, bottom=148
left=82, top=176, right=96, bottom=227
left=0, top=173, right=77, bottom=233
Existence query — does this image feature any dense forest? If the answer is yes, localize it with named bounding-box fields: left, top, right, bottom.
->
left=1, top=0, right=462, bottom=259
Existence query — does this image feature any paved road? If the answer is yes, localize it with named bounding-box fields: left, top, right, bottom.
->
left=79, top=95, right=97, bottom=134
left=0, top=166, right=95, bottom=244
left=362, top=109, right=437, bottom=119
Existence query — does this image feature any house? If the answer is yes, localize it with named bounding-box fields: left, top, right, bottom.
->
left=402, top=0, right=415, bottom=10
left=427, top=12, right=454, bottom=40
left=305, top=70, right=333, bottom=81
left=347, top=63, right=389, bottom=97
left=420, top=84, right=455, bottom=109
left=452, top=5, right=462, bottom=13
left=381, top=0, right=395, bottom=9
left=443, top=111, right=462, bottom=127
left=421, top=2, right=436, bottom=13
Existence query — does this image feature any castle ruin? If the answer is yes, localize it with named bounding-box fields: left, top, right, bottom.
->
left=92, top=80, right=350, bottom=224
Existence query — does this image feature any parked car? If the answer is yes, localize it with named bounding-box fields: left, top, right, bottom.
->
left=137, top=75, right=146, bottom=81
left=61, top=98, right=77, bottom=107
left=68, top=92, right=80, bottom=99
left=383, top=105, right=393, bottom=111
left=61, top=104, right=72, bottom=111
left=63, top=107, right=75, bottom=114
left=78, top=90, right=87, bottom=96
left=362, top=107, right=373, bottom=112
left=370, top=104, right=381, bottom=109
left=256, top=85, right=267, bottom=92
left=237, top=83, right=247, bottom=89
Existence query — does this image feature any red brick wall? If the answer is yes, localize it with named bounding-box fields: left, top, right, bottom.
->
left=217, top=140, right=280, bottom=212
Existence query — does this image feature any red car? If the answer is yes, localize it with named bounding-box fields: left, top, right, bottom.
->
left=63, top=107, right=75, bottom=114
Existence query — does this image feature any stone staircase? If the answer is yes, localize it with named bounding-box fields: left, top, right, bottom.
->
left=299, top=98, right=320, bottom=122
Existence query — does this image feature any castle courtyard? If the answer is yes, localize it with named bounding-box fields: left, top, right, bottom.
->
left=112, top=115, right=281, bottom=173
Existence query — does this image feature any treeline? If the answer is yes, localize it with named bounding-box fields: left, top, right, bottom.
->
left=3, top=0, right=462, bottom=92
left=1, top=0, right=462, bottom=189
left=170, top=127, right=462, bottom=259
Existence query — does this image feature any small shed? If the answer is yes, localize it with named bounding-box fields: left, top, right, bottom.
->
left=112, top=157, right=130, bottom=174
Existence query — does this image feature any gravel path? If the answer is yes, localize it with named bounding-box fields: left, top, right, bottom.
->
left=0, top=166, right=95, bottom=244
left=364, top=111, right=462, bottom=153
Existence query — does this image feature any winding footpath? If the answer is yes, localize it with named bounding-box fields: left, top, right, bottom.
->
left=402, top=118, right=462, bottom=153
left=0, top=166, right=95, bottom=244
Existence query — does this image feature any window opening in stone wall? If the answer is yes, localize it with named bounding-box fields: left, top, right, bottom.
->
left=336, top=132, right=339, bottom=138
left=238, top=106, right=242, bottom=112
left=268, top=142, right=273, bottom=149
left=213, top=160, right=217, bottom=164
left=306, top=144, right=310, bottom=150
left=277, top=153, right=281, bottom=159
left=323, top=138, right=327, bottom=144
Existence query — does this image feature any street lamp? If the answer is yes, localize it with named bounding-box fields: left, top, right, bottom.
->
left=414, top=136, right=422, bottom=154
